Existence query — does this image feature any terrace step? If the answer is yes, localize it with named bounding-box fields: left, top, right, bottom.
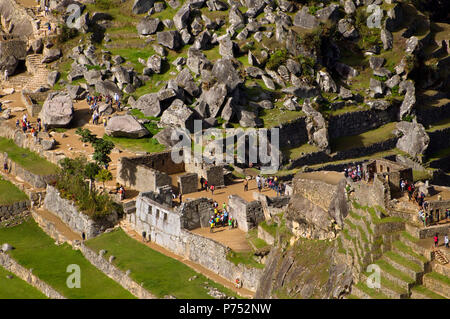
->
left=423, top=272, right=450, bottom=298
left=374, top=259, right=416, bottom=292
left=410, top=285, right=446, bottom=299
left=350, top=281, right=390, bottom=299
left=361, top=273, right=409, bottom=299
left=382, top=251, right=423, bottom=281
left=392, top=241, right=429, bottom=270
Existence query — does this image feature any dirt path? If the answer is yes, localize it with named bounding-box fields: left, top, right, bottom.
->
left=120, top=220, right=255, bottom=299
left=34, top=208, right=82, bottom=242
left=191, top=227, right=252, bottom=252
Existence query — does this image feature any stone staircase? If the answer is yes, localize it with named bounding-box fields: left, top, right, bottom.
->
left=4, top=54, right=50, bottom=92
left=342, top=202, right=449, bottom=299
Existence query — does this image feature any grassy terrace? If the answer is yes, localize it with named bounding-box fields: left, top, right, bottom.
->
left=331, top=122, right=396, bottom=152
left=0, top=177, right=28, bottom=205
left=282, top=143, right=319, bottom=160
left=0, top=266, right=47, bottom=299
left=426, top=117, right=450, bottom=132
left=0, top=219, right=135, bottom=299
left=86, top=228, right=239, bottom=298
left=0, top=137, right=58, bottom=176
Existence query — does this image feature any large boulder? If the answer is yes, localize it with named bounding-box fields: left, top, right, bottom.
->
left=198, top=83, right=227, bottom=118
left=316, top=70, right=337, bottom=93
left=105, top=115, right=149, bottom=138
left=0, top=56, right=18, bottom=75
left=160, top=100, right=195, bottom=132
left=399, top=80, right=416, bottom=120
left=334, top=62, right=359, bottom=80
left=302, top=99, right=329, bottom=152
left=293, top=7, right=319, bottom=29
left=146, top=54, right=162, bottom=73
left=316, top=4, right=340, bottom=23
left=229, top=5, right=245, bottom=26
left=83, top=69, right=102, bottom=85
left=381, top=28, right=393, bottom=50
left=95, top=80, right=122, bottom=98
left=282, top=84, right=319, bottom=99
left=173, top=5, right=191, bottom=30
left=137, top=17, right=160, bottom=35
left=186, top=47, right=211, bottom=75
left=176, top=68, right=200, bottom=97
left=395, top=121, right=429, bottom=161
left=157, top=31, right=182, bottom=51
left=154, top=126, right=188, bottom=147
left=211, top=58, right=243, bottom=91
left=42, top=48, right=62, bottom=63
left=40, top=92, right=74, bottom=128
left=134, top=93, right=162, bottom=117
left=132, top=0, right=155, bottom=14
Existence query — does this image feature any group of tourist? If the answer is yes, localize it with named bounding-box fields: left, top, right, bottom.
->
left=16, top=114, right=45, bottom=142
left=344, top=165, right=363, bottom=182
left=115, top=183, right=125, bottom=200
left=86, top=93, right=121, bottom=126
left=199, top=177, right=215, bottom=195
left=209, top=202, right=236, bottom=232
left=255, top=175, right=285, bottom=197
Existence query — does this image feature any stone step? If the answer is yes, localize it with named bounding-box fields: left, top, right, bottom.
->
left=422, top=272, right=450, bottom=298
left=399, top=232, right=432, bottom=260
left=392, top=241, right=428, bottom=271
left=361, top=273, right=409, bottom=299
left=382, top=251, right=423, bottom=282
left=374, top=259, right=416, bottom=291
left=351, top=281, right=391, bottom=299
left=410, top=285, right=446, bottom=299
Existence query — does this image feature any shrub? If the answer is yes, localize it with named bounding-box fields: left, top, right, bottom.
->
left=266, top=49, right=288, bottom=70
left=57, top=24, right=78, bottom=44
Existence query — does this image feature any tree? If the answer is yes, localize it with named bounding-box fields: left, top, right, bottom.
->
left=96, top=169, right=113, bottom=188
left=84, top=162, right=101, bottom=191
left=76, top=128, right=115, bottom=167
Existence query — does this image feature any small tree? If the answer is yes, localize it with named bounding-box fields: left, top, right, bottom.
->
left=76, top=128, right=115, bottom=167
left=84, top=162, right=101, bottom=191
left=96, top=169, right=113, bottom=188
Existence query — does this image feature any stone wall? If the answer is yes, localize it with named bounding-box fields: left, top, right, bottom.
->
left=0, top=252, right=65, bottom=299
left=43, top=185, right=118, bottom=239
left=350, top=175, right=390, bottom=209
left=0, top=201, right=29, bottom=222
left=228, top=195, right=264, bottom=232
left=328, top=107, right=398, bottom=139
left=406, top=222, right=450, bottom=239
left=416, top=101, right=450, bottom=126
left=276, top=116, right=308, bottom=148
left=21, top=91, right=47, bottom=117
left=426, top=127, right=450, bottom=156
left=117, top=161, right=171, bottom=192
left=257, top=225, right=274, bottom=245
left=0, top=151, right=56, bottom=189
left=129, top=193, right=264, bottom=291
left=184, top=160, right=225, bottom=187
left=0, top=123, right=66, bottom=166
left=79, top=244, right=156, bottom=299
left=178, top=173, right=198, bottom=194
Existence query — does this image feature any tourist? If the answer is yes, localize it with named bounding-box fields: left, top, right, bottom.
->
left=3, top=161, right=7, bottom=173
left=445, top=235, right=449, bottom=248
left=22, top=114, right=27, bottom=123
left=434, top=233, right=439, bottom=248
left=44, top=5, right=49, bottom=16
left=418, top=210, right=424, bottom=224
left=179, top=193, right=182, bottom=203
left=243, top=178, right=248, bottom=192
left=21, top=120, right=27, bottom=133
left=446, top=208, right=450, bottom=220
left=222, top=203, right=226, bottom=211
left=200, top=176, right=205, bottom=190
left=103, top=117, right=107, bottom=127
left=209, top=216, right=215, bottom=233
left=142, top=231, right=146, bottom=242
left=210, top=184, right=215, bottom=195
left=15, top=119, right=19, bottom=128
left=257, top=179, right=262, bottom=192
left=3, top=69, right=8, bottom=81
left=205, top=179, right=208, bottom=192
left=82, top=232, right=86, bottom=241
left=400, top=180, right=406, bottom=193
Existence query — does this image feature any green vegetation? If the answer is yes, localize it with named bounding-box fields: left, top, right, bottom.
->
left=57, top=24, right=79, bottom=44
left=226, top=250, right=265, bottom=269
left=413, top=169, right=433, bottom=182
left=247, top=228, right=269, bottom=250
left=282, top=143, right=319, bottom=160
left=411, top=285, right=446, bottom=299
left=384, top=251, right=423, bottom=273
left=354, top=282, right=390, bottom=299
left=0, top=137, right=58, bottom=176
left=76, top=128, right=115, bottom=167
left=426, top=272, right=450, bottom=286
left=0, top=177, right=28, bottom=205
left=266, top=49, right=288, bottom=71
left=331, top=122, right=397, bottom=152
left=0, top=219, right=134, bottom=299
left=0, top=266, right=47, bottom=299
left=259, top=220, right=278, bottom=237
left=86, top=228, right=239, bottom=298
left=103, top=135, right=165, bottom=153
left=56, top=156, right=123, bottom=220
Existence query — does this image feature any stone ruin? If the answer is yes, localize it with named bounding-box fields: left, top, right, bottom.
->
left=117, top=150, right=225, bottom=194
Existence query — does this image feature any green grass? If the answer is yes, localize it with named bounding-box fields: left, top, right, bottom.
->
left=0, top=219, right=135, bottom=299
left=226, top=250, right=264, bottom=269
left=103, top=134, right=165, bottom=153
left=400, top=231, right=420, bottom=243
left=0, top=266, right=47, bottom=299
left=384, top=251, right=423, bottom=273
left=259, top=220, right=278, bottom=237
left=259, top=107, right=305, bottom=128
left=353, top=282, right=390, bottom=299
left=426, top=272, right=450, bottom=287
left=281, top=143, right=319, bottom=160
left=411, top=285, right=446, bottom=299
left=0, top=177, right=28, bottom=205
left=0, top=137, right=58, bottom=176
left=247, top=228, right=269, bottom=250
left=331, top=122, right=397, bottom=152
left=426, top=117, right=450, bottom=132
left=392, top=241, right=428, bottom=263
left=86, top=228, right=239, bottom=298
left=375, top=259, right=416, bottom=284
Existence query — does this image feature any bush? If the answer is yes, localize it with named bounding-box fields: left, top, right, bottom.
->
left=266, top=49, right=288, bottom=71
left=57, top=24, right=78, bottom=44
left=56, top=157, right=122, bottom=220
